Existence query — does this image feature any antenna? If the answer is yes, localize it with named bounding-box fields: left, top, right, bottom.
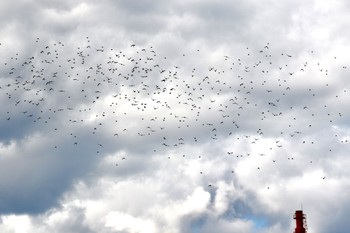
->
left=293, top=210, right=307, bottom=233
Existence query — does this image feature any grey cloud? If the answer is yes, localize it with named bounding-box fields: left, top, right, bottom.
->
left=0, top=137, right=99, bottom=214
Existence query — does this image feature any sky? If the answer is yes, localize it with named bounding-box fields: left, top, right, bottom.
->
left=0, top=0, right=350, bottom=232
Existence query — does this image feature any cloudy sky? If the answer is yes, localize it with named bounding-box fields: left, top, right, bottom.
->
left=0, top=0, right=350, bottom=232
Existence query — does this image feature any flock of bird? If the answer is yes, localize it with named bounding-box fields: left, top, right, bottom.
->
left=0, top=37, right=349, bottom=184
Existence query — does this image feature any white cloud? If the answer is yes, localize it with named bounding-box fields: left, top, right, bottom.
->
left=1, top=0, right=350, bottom=232
left=105, top=211, right=156, bottom=233
left=0, top=215, right=31, bottom=233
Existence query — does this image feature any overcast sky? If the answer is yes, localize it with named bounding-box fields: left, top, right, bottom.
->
left=0, top=0, right=350, bottom=232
